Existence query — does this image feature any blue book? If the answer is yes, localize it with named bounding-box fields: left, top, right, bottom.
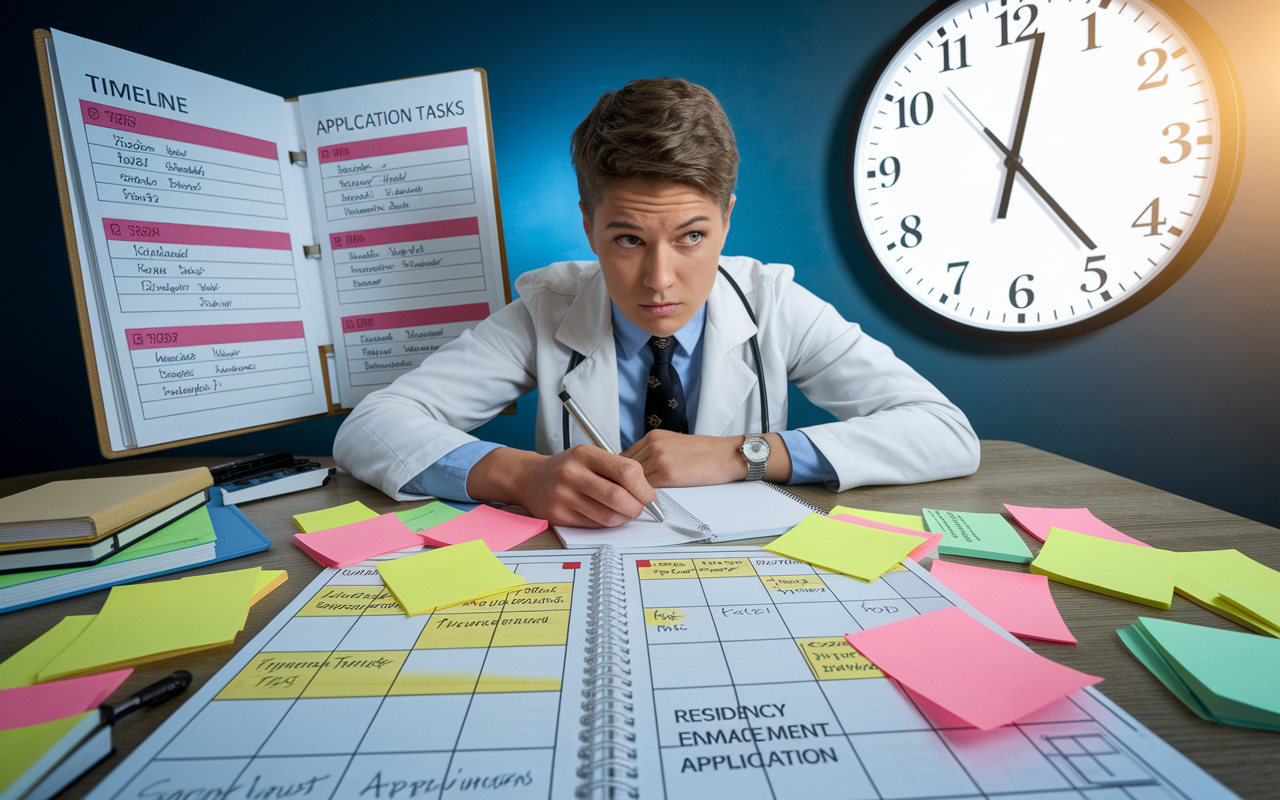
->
left=0, top=494, right=270, bottom=615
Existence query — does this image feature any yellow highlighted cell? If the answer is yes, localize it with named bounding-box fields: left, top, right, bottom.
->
left=416, top=613, right=501, bottom=649
left=217, top=652, right=330, bottom=700
left=693, top=558, right=756, bottom=578
left=390, top=672, right=482, bottom=695
left=762, top=575, right=829, bottom=595
left=301, top=650, right=407, bottom=698
left=361, top=587, right=405, bottom=616
left=503, top=583, right=572, bottom=611
left=475, top=674, right=562, bottom=693
left=491, top=611, right=570, bottom=647
left=796, top=637, right=884, bottom=680
left=638, top=560, right=696, bottom=580
left=645, top=608, right=687, bottom=626
left=296, top=586, right=382, bottom=617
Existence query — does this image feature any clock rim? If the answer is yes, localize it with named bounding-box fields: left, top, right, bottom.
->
left=844, top=0, right=1246, bottom=343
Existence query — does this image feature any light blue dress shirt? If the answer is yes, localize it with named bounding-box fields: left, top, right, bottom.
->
left=402, top=301, right=836, bottom=500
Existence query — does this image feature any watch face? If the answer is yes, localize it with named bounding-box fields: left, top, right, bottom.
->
left=743, top=436, right=771, bottom=462
left=847, top=0, right=1242, bottom=340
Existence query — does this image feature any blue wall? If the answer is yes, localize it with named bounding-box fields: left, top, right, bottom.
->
left=5, top=0, right=1278, bottom=529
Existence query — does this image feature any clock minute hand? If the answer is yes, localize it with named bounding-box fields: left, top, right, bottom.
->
left=999, top=32, right=1045, bottom=219
left=948, top=89, right=1097, bottom=251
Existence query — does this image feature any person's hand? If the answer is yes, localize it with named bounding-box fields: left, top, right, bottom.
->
left=466, top=446, right=657, bottom=528
left=622, top=430, right=793, bottom=487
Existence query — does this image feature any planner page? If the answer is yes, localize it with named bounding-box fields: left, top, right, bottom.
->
left=80, top=549, right=599, bottom=800
left=46, top=30, right=330, bottom=450
left=297, top=72, right=507, bottom=407
left=616, top=547, right=1238, bottom=799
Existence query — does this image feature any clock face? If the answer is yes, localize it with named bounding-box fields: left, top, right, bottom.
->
left=848, top=0, right=1243, bottom=340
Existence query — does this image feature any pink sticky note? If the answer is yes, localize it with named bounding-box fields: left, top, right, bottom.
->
left=0, top=668, right=132, bottom=730
left=845, top=606, right=1101, bottom=730
left=929, top=560, right=1076, bottom=644
left=832, top=514, right=942, bottom=562
left=1003, top=504, right=1148, bottom=547
left=418, top=505, right=548, bottom=551
left=294, top=514, right=423, bottom=568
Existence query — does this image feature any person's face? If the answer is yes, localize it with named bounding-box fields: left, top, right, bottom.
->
left=582, top=178, right=734, bottom=339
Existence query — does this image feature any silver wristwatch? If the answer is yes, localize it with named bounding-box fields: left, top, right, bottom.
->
left=740, top=435, right=770, bottom=481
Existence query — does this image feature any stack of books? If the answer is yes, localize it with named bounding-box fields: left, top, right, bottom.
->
left=0, top=468, right=269, bottom=614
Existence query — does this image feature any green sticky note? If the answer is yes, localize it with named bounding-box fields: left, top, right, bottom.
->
left=1117, top=624, right=1215, bottom=722
left=376, top=540, right=525, bottom=616
left=1030, top=527, right=1176, bottom=609
left=0, top=616, right=95, bottom=689
left=0, top=506, right=215, bottom=591
left=922, top=508, right=1033, bottom=563
left=395, top=502, right=465, bottom=533
left=37, top=568, right=261, bottom=682
left=0, top=711, right=97, bottom=794
left=830, top=505, right=926, bottom=532
left=1175, top=550, right=1280, bottom=637
left=1219, top=589, right=1280, bottom=634
left=293, top=501, right=379, bottom=533
left=763, top=514, right=919, bottom=582
left=1136, top=617, right=1280, bottom=731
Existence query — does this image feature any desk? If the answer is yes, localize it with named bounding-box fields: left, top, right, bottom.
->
left=1, top=441, right=1277, bottom=799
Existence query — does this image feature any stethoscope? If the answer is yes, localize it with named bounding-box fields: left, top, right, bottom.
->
left=562, top=265, right=769, bottom=449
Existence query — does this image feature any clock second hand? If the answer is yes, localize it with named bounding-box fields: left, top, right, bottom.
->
left=947, top=88, right=1098, bottom=251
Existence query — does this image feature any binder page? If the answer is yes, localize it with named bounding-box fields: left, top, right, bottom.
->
left=47, top=30, right=329, bottom=450
left=298, top=71, right=507, bottom=407
left=79, top=549, right=596, bottom=800
left=616, top=547, right=1239, bottom=799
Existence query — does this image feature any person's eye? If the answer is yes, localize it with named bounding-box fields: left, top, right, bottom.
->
left=616, top=234, right=643, bottom=248
left=682, top=231, right=704, bottom=245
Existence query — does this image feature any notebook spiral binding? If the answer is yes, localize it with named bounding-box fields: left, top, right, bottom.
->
left=762, top=481, right=826, bottom=514
left=577, top=545, right=640, bottom=798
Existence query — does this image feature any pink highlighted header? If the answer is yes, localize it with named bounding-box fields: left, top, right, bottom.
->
left=341, top=303, right=489, bottom=333
left=330, top=217, right=479, bottom=250
left=103, top=219, right=291, bottom=251
left=81, top=99, right=277, bottom=160
left=126, top=321, right=305, bottom=351
left=317, top=128, right=468, bottom=164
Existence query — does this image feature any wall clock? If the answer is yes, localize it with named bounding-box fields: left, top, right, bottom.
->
left=847, top=0, right=1244, bottom=341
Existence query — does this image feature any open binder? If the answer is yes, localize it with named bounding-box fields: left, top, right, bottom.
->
left=34, top=29, right=509, bottom=457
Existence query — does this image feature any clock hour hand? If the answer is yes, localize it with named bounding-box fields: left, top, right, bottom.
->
left=999, top=32, right=1045, bottom=219
left=948, top=89, right=1097, bottom=251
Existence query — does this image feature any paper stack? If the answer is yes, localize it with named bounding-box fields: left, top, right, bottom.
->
left=1119, top=617, right=1280, bottom=732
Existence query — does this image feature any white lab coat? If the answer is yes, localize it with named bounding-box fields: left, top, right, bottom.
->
left=334, top=256, right=980, bottom=500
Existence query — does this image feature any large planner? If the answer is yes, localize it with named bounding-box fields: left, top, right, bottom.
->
left=81, top=545, right=1237, bottom=799
left=35, top=29, right=508, bottom=456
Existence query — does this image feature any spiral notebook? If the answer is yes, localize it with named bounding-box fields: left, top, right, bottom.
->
left=79, top=544, right=1237, bottom=800
left=554, top=481, right=823, bottom=548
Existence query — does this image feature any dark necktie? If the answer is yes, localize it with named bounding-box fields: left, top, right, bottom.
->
left=644, top=336, right=688, bottom=434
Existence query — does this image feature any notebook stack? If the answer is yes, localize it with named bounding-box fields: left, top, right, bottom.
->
left=0, top=468, right=271, bottom=614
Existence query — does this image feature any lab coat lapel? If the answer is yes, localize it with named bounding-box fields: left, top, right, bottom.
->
left=695, top=272, right=759, bottom=436
left=554, top=270, right=622, bottom=452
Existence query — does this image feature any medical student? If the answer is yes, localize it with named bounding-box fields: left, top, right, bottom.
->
left=334, top=78, right=979, bottom=527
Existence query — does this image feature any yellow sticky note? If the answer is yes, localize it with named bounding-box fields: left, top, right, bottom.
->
left=0, top=711, right=97, bottom=793
left=293, top=501, right=379, bottom=533
left=0, top=616, right=96, bottom=690
left=1031, top=527, right=1176, bottom=609
left=763, top=514, right=920, bottom=582
left=1219, top=589, right=1280, bottom=634
left=830, top=505, right=926, bottom=532
left=251, top=570, right=288, bottom=607
left=377, top=540, right=525, bottom=616
left=1175, top=550, right=1280, bottom=637
left=37, top=568, right=261, bottom=682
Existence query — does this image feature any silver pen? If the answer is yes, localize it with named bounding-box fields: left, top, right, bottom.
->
left=559, top=390, right=665, bottom=522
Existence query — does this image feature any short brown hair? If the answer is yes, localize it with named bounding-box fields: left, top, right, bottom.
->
left=570, top=78, right=739, bottom=217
